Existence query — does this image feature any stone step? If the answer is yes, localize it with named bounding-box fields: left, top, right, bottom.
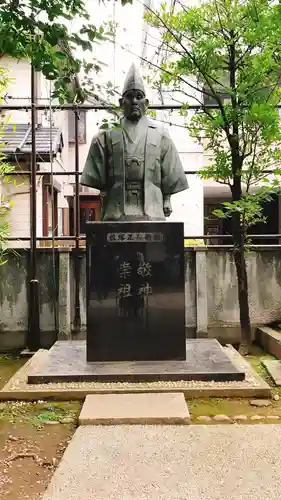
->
left=78, top=392, right=190, bottom=425
left=262, top=359, right=281, bottom=385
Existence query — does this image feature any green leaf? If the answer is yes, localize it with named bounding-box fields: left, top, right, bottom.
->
left=54, top=51, right=67, bottom=60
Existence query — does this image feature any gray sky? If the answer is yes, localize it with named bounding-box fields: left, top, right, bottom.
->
left=70, top=0, right=145, bottom=96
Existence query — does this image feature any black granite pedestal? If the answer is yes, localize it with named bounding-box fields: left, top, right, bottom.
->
left=86, top=221, right=186, bottom=362
left=27, top=222, right=246, bottom=385
left=27, top=339, right=245, bottom=383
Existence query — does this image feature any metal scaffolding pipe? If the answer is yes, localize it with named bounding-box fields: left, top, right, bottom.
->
left=6, top=234, right=281, bottom=241
left=73, top=111, right=81, bottom=331
left=27, top=65, right=40, bottom=351
left=2, top=169, right=277, bottom=176
left=1, top=103, right=281, bottom=111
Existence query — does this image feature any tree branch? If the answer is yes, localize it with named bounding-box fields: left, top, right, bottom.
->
left=118, top=40, right=217, bottom=105
left=141, top=0, right=231, bottom=133
left=213, top=0, right=230, bottom=42
left=244, top=130, right=260, bottom=192
left=236, top=45, right=256, bottom=67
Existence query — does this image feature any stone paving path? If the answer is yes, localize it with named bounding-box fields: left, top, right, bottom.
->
left=41, top=424, right=281, bottom=500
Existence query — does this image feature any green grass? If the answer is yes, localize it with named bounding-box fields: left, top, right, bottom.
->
left=0, top=353, right=26, bottom=390
left=187, top=344, right=280, bottom=421
left=187, top=397, right=279, bottom=419
left=245, top=344, right=276, bottom=386
left=0, top=355, right=82, bottom=426
left=0, top=400, right=82, bottom=426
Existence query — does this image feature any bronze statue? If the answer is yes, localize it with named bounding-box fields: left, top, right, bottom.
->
left=80, top=63, right=188, bottom=220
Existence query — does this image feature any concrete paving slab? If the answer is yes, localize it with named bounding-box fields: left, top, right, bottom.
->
left=41, top=425, right=281, bottom=500
left=262, top=359, right=281, bottom=385
left=0, top=346, right=271, bottom=400
left=78, top=393, right=190, bottom=425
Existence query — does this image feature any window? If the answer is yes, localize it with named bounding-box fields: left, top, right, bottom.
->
left=203, top=87, right=230, bottom=106
left=42, top=181, right=58, bottom=237
left=68, top=196, right=101, bottom=235
left=68, top=110, right=87, bottom=144
left=204, top=195, right=280, bottom=245
left=80, top=204, right=96, bottom=234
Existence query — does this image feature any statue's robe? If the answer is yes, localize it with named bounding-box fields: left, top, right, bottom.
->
left=80, top=116, right=188, bottom=220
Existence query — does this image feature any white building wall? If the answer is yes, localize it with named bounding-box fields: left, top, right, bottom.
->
left=0, top=57, right=32, bottom=124
left=140, top=0, right=204, bottom=236
left=3, top=176, right=43, bottom=247
left=159, top=109, right=204, bottom=236
left=0, top=56, right=71, bottom=243
left=40, top=79, right=70, bottom=198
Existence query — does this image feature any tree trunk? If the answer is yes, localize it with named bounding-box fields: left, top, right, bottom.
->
left=232, top=214, right=252, bottom=355
left=227, top=39, right=251, bottom=354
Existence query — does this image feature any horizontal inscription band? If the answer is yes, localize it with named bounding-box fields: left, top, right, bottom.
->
left=106, top=232, right=164, bottom=243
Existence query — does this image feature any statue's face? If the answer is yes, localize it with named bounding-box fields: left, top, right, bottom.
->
left=120, top=90, right=148, bottom=121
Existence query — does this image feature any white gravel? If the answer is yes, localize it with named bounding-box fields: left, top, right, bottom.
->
left=42, top=425, right=281, bottom=500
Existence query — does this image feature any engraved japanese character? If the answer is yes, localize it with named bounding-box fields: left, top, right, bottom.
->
left=137, top=283, right=152, bottom=297
left=119, top=261, right=132, bottom=279
left=117, top=284, right=132, bottom=298
left=153, top=232, right=162, bottom=242
left=137, top=261, right=152, bottom=278
left=118, top=233, right=125, bottom=241
left=108, top=233, right=116, bottom=241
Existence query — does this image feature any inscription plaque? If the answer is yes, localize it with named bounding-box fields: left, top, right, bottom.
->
left=86, top=221, right=186, bottom=362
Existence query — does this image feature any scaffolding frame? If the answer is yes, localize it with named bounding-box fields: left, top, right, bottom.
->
left=1, top=95, right=281, bottom=350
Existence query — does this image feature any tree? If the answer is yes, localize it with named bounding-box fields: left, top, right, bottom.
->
left=145, top=0, right=281, bottom=354
left=0, top=0, right=131, bottom=102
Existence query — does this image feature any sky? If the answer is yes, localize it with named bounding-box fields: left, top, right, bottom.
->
left=70, top=0, right=146, bottom=101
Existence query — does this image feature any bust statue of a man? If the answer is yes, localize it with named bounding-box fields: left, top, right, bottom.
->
left=80, top=63, right=188, bottom=220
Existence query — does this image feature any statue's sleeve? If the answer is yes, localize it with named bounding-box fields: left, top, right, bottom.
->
left=80, top=132, right=106, bottom=190
left=160, top=128, right=188, bottom=195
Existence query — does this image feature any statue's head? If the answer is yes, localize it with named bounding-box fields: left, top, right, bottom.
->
left=119, top=63, right=149, bottom=121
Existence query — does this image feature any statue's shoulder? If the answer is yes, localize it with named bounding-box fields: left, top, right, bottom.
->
left=91, top=129, right=115, bottom=148
left=90, top=130, right=107, bottom=147
left=146, top=118, right=171, bottom=143
left=146, top=117, right=162, bottom=130
left=147, top=118, right=169, bottom=136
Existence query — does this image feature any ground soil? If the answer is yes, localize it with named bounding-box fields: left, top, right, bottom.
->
left=0, top=354, right=81, bottom=500
left=0, top=420, right=73, bottom=500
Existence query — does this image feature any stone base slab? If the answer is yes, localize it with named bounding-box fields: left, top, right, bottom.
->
left=78, top=393, right=190, bottom=425
left=256, top=327, right=281, bottom=359
left=0, top=345, right=271, bottom=400
left=27, top=339, right=245, bottom=384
